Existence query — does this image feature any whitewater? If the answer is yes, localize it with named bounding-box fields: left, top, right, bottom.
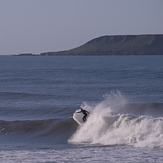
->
left=0, top=56, right=163, bottom=162
left=70, top=92, right=163, bottom=149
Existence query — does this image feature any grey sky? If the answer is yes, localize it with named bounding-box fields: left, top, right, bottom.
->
left=0, top=0, right=163, bottom=55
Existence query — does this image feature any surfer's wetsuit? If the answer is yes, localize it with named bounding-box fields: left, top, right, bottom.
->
left=77, top=109, right=89, bottom=122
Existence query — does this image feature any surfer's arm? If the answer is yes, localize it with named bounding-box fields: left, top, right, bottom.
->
left=86, top=111, right=89, bottom=114
left=76, top=111, right=82, bottom=113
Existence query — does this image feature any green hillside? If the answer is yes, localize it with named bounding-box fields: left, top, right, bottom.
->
left=40, top=34, right=163, bottom=56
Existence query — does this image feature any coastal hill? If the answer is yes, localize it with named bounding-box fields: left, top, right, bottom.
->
left=40, top=34, right=163, bottom=56
left=19, top=34, right=163, bottom=56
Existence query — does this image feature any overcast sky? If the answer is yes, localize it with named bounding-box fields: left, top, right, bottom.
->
left=0, top=0, right=163, bottom=55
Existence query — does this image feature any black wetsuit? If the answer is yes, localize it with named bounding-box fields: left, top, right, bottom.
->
left=77, top=109, right=89, bottom=122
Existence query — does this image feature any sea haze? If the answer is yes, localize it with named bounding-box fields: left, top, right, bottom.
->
left=0, top=55, right=163, bottom=162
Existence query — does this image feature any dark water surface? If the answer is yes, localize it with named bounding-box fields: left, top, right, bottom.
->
left=0, top=55, right=163, bottom=151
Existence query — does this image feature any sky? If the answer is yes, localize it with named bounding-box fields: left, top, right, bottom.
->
left=0, top=0, right=163, bottom=55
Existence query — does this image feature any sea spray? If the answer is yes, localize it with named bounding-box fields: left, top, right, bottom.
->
left=69, top=92, right=163, bottom=148
left=69, top=91, right=127, bottom=143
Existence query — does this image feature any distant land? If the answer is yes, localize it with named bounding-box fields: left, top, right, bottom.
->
left=19, top=34, right=163, bottom=56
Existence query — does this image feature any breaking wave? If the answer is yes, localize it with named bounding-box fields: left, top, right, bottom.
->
left=69, top=92, right=163, bottom=148
left=0, top=91, right=163, bottom=148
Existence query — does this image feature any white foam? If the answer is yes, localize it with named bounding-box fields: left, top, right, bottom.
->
left=69, top=92, right=163, bottom=148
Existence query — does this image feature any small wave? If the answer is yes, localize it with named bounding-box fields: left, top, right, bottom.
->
left=0, top=118, right=77, bottom=137
left=0, top=106, right=74, bottom=121
left=0, top=91, right=67, bottom=100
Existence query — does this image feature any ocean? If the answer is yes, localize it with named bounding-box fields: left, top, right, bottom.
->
left=0, top=55, right=163, bottom=162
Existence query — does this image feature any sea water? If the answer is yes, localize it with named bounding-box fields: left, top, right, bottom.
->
left=0, top=55, right=163, bottom=162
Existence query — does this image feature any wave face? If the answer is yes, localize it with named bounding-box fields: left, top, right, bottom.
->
left=0, top=118, right=77, bottom=148
left=69, top=92, right=163, bottom=148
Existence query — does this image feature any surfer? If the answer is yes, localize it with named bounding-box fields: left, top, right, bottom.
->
left=77, top=108, right=89, bottom=122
